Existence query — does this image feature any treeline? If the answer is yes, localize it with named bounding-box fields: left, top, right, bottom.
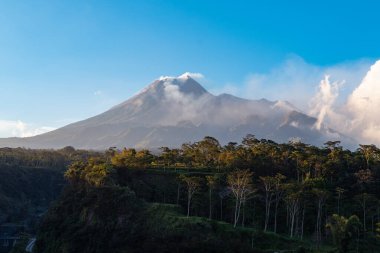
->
left=0, top=146, right=102, bottom=169
left=63, top=135, right=380, bottom=252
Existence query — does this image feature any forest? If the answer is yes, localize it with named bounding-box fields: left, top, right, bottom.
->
left=32, top=135, right=380, bottom=253
left=0, top=147, right=106, bottom=253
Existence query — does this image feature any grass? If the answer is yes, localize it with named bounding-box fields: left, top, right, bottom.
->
left=144, top=203, right=327, bottom=253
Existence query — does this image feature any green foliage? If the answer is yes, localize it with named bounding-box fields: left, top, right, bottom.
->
left=0, top=165, right=64, bottom=224
left=326, top=214, right=361, bottom=253
left=0, top=147, right=104, bottom=249
left=65, top=158, right=116, bottom=187
left=111, top=148, right=154, bottom=168
left=35, top=185, right=143, bottom=253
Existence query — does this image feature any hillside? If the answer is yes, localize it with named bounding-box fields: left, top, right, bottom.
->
left=35, top=176, right=309, bottom=253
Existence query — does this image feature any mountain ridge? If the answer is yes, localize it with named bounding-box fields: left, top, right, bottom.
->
left=0, top=74, right=355, bottom=149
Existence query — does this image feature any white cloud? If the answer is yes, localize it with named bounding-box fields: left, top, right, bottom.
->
left=159, top=72, right=205, bottom=82
left=0, top=120, right=55, bottom=138
left=294, top=59, right=380, bottom=145
left=345, top=60, right=380, bottom=144
left=178, top=72, right=205, bottom=81
left=211, top=56, right=380, bottom=146
left=213, top=55, right=371, bottom=112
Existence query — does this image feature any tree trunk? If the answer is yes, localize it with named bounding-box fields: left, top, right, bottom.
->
left=176, top=183, right=180, bottom=205
left=264, top=192, right=271, bottom=232
left=363, top=199, right=367, bottom=231
left=316, top=201, right=320, bottom=246
left=220, top=198, right=223, bottom=221
left=242, top=200, right=246, bottom=227
left=372, top=215, right=374, bottom=232
left=296, top=158, right=300, bottom=182
left=233, top=197, right=240, bottom=228
left=301, top=205, right=305, bottom=240
left=187, top=191, right=191, bottom=217
left=295, top=208, right=299, bottom=237
left=274, top=199, right=280, bottom=233
left=316, top=200, right=323, bottom=248
left=252, top=199, right=256, bottom=227
left=290, top=211, right=295, bottom=237
left=286, top=205, right=289, bottom=230
left=289, top=200, right=299, bottom=238
left=337, top=194, right=340, bottom=215
left=209, top=188, right=212, bottom=219
left=236, top=199, right=243, bottom=227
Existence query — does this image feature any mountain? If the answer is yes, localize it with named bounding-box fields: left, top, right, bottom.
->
left=0, top=74, right=354, bottom=149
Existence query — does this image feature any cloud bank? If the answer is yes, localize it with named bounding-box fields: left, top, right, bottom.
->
left=0, top=120, right=55, bottom=138
left=336, top=60, right=380, bottom=144
left=214, top=56, right=372, bottom=112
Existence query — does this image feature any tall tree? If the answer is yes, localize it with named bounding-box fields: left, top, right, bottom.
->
left=227, top=169, right=255, bottom=227
left=313, top=189, right=329, bottom=246
left=180, top=175, right=202, bottom=217
left=273, top=173, right=286, bottom=233
left=358, top=144, right=379, bottom=170
left=260, top=176, right=276, bottom=232
left=284, top=185, right=301, bottom=238
left=218, top=187, right=230, bottom=221
left=194, top=136, right=221, bottom=168
left=242, top=134, right=259, bottom=148
left=205, top=174, right=219, bottom=219
left=354, top=193, right=377, bottom=231
left=159, top=147, right=172, bottom=170
left=336, top=187, right=345, bottom=215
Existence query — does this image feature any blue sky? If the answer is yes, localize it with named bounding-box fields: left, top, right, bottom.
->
left=0, top=0, right=379, bottom=137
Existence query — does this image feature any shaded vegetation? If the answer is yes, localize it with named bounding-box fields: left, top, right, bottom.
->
left=2, top=135, right=380, bottom=252
left=0, top=147, right=104, bottom=253
left=35, top=179, right=309, bottom=253
left=34, top=135, right=380, bottom=252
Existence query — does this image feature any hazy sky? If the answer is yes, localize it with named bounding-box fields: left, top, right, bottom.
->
left=0, top=0, right=379, bottom=137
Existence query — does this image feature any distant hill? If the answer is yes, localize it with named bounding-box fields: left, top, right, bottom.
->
left=0, top=74, right=355, bottom=149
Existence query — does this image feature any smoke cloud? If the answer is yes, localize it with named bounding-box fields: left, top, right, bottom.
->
left=307, top=60, right=380, bottom=145
left=162, top=78, right=210, bottom=125
left=309, top=76, right=341, bottom=130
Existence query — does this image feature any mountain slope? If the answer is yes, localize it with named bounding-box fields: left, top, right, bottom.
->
left=0, top=74, right=353, bottom=149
